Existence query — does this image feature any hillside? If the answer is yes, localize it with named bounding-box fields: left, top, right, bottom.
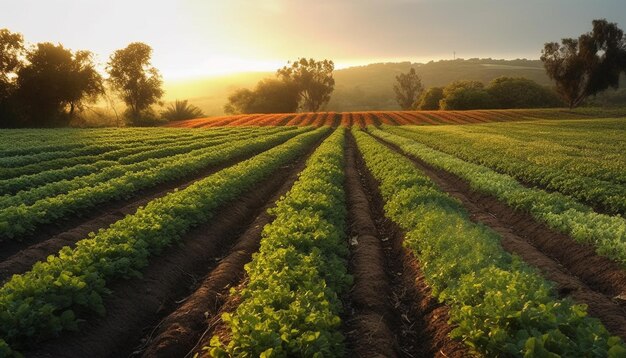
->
left=163, top=58, right=550, bottom=115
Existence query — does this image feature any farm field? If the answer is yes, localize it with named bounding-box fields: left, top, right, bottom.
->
left=0, top=112, right=625, bottom=357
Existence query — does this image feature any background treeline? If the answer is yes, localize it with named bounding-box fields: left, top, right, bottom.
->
left=0, top=29, right=204, bottom=128
left=167, top=59, right=626, bottom=116
left=414, top=77, right=562, bottom=110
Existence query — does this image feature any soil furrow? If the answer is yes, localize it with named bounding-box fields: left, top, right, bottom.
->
left=350, top=132, right=469, bottom=357
left=24, top=137, right=321, bottom=358
left=0, top=145, right=286, bottom=281
left=343, top=132, right=397, bottom=357
left=135, top=137, right=317, bottom=358
left=372, top=133, right=626, bottom=339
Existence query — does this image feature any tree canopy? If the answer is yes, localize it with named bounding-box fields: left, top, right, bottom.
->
left=417, top=87, right=443, bottom=110
left=107, top=42, right=163, bottom=123
left=541, top=19, right=626, bottom=108
left=277, top=58, right=334, bottom=112
left=224, top=78, right=299, bottom=114
left=439, top=80, right=494, bottom=110
left=15, top=43, right=103, bottom=127
left=487, top=77, right=562, bottom=108
left=393, top=68, right=424, bottom=110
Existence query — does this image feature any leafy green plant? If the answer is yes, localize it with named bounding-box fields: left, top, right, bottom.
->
left=209, top=128, right=351, bottom=357
left=353, top=127, right=625, bottom=357
left=0, top=127, right=329, bottom=352
left=372, top=126, right=626, bottom=267
left=0, top=127, right=305, bottom=239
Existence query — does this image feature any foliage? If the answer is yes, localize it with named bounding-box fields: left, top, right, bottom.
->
left=355, top=128, right=625, bottom=356
left=11, top=43, right=103, bottom=127
left=0, top=128, right=327, bottom=351
left=487, top=76, right=562, bottom=108
left=277, top=58, right=335, bottom=112
left=106, top=42, right=164, bottom=124
left=417, top=86, right=444, bottom=110
left=439, top=80, right=495, bottom=110
left=0, top=127, right=307, bottom=240
left=393, top=67, right=424, bottom=110
left=161, top=100, right=204, bottom=121
left=376, top=126, right=626, bottom=268
left=209, top=128, right=350, bottom=356
left=392, top=120, right=626, bottom=215
left=0, top=128, right=243, bottom=199
left=0, top=28, right=25, bottom=128
left=224, top=78, right=299, bottom=114
left=0, top=29, right=23, bottom=95
left=541, top=19, right=626, bottom=108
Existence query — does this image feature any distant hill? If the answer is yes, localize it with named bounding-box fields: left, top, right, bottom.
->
left=328, top=58, right=549, bottom=111
left=161, top=58, right=596, bottom=114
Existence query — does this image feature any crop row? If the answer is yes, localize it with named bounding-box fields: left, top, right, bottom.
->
left=353, top=128, right=625, bottom=356
left=0, top=127, right=329, bottom=352
left=0, top=127, right=202, bottom=156
left=0, top=128, right=291, bottom=209
left=370, top=127, right=626, bottom=268
left=389, top=124, right=626, bottom=213
left=0, top=127, right=248, bottom=180
left=0, top=128, right=214, bottom=168
left=208, top=128, right=351, bottom=357
left=0, top=129, right=246, bottom=193
left=0, top=127, right=308, bottom=240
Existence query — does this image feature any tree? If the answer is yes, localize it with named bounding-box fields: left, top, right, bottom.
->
left=161, top=100, right=204, bottom=121
left=487, top=77, right=562, bottom=108
left=15, top=43, right=103, bottom=126
left=224, top=88, right=256, bottom=115
left=224, top=78, right=299, bottom=114
left=417, top=87, right=444, bottom=110
left=277, top=58, right=334, bottom=112
left=107, top=42, right=163, bottom=124
left=393, top=68, right=424, bottom=110
left=439, top=80, right=495, bottom=110
left=0, top=29, right=24, bottom=127
left=541, top=19, right=626, bottom=108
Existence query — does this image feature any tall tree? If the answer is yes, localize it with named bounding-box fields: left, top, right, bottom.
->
left=277, top=58, right=334, bottom=112
left=0, top=29, right=24, bottom=127
left=541, top=19, right=626, bottom=108
left=107, top=42, right=163, bottom=123
left=16, top=43, right=103, bottom=126
left=393, top=68, right=424, bottom=110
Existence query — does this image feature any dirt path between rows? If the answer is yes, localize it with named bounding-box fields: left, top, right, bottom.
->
left=0, top=139, right=295, bottom=283
left=373, top=132, right=626, bottom=340
left=347, top=132, right=469, bottom=357
left=136, top=138, right=317, bottom=358
left=25, top=137, right=322, bottom=358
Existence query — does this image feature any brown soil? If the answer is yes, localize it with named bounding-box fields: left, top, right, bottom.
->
left=348, top=132, right=470, bottom=357
left=0, top=138, right=295, bottom=282
left=24, top=138, right=321, bottom=358
left=343, top=132, right=397, bottom=356
left=374, top=134, right=626, bottom=340
left=136, top=138, right=314, bottom=358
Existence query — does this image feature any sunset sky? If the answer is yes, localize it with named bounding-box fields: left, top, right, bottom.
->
left=2, top=0, right=625, bottom=80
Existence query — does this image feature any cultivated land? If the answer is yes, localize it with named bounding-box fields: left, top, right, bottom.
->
left=0, top=110, right=625, bottom=357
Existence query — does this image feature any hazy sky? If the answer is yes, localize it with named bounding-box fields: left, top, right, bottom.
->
left=2, top=0, right=625, bottom=80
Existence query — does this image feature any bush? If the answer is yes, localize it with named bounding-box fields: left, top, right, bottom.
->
left=417, top=87, right=444, bottom=110
left=439, top=81, right=495, bottom=110
left=487, top=77, right=562, bottom=108
left=161, top=100, right=204, bottom=121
